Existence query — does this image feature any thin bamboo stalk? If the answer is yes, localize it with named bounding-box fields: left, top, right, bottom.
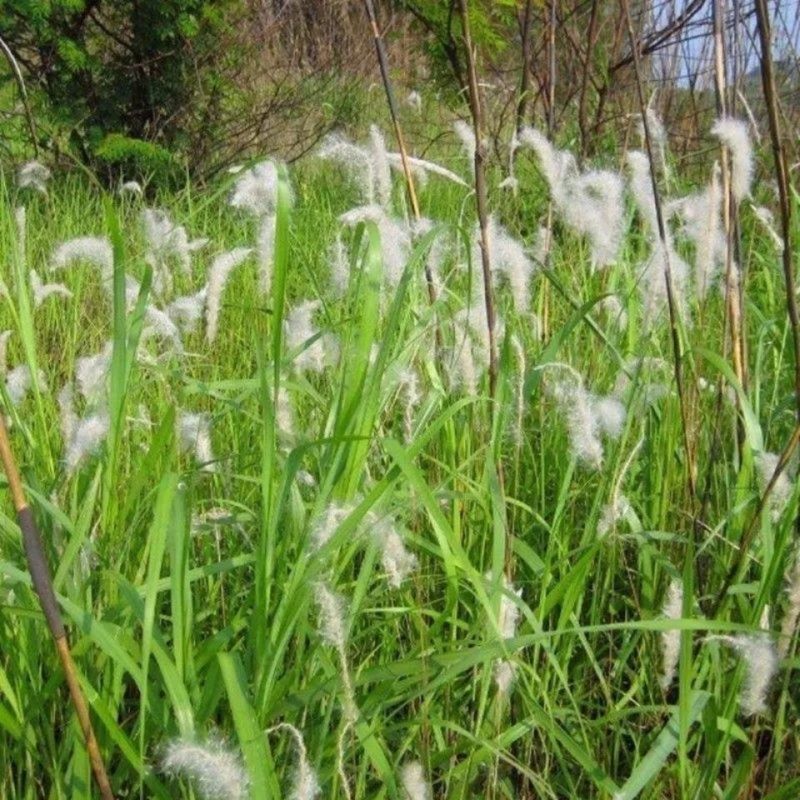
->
left=0, top=415, right=115, bottom=799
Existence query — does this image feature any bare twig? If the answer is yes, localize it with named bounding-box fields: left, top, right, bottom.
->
left=457, top=0, right=498, bottom=401
left=754, top=0, right=800, bottom=422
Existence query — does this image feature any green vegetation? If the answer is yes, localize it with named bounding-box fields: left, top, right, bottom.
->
left=0, top=116, right=798, bottom=800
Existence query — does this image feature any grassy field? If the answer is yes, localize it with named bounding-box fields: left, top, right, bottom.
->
left=0, top=124, right=798, bottom=799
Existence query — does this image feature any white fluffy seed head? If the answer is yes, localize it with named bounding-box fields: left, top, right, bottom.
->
left=660, top=578, right=683, bottom=691
left=205, top=248, right=253, bottom=345
left=256, top=214, right=276, bottom=296
left=51, top=237, right=114, bottom=282
left=779, top=551, right=800, bottom=658
left=711, top=117, right=754, bottom=202
left=30, top=269, right=72, bottom=308
left=453, top=120, right=476, bottom=172
left=592, top=395, right=626, bottom=439
left=75, top=343, right=113, bottom=406
left=597, top=493, right=632, bottom=538
left=5, top=364, right=43, bottom=406
left=17, top=160, right=51, bottom=193
left=755, top=451, right=794, bottom=522
left=476, top=217, right=535, bottom=312
left=161, top=736, right=250, bottom=800
left=723, top=633, right=778, bottom=716
left=551, top=380, right=604, bottom=469
left=178, top=411, right=215, bottom=470
left=285, top=300, right=337, bottom=373
left=318, top=133, right=374, bottom=203
left=329, top=235, right=350, bottom=296
left=373, top=516, right=417, bottom=588
left=229, top=160, right=280, bottom=216
left=309, top=502, right=352, bottom=552
left=369, top=125, right=393, bottom=209
left=314, top=581, right=348, bottom=649
left=626, top=150, right=659, bottom=235
left=518, top=127, right=577, bottom=192
left=494, top=659, right=517, bottom=695
left=400, top=761, right=431, bottom=800
left=167, top=287, right=208, bottom=335
left=65, top=410, right=110, bottom=473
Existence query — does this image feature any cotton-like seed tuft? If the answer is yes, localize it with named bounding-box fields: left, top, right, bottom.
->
left=229, top=160, right=280, bottom=216
left=314, top=581, right=348, bottom=649
left=750, top=205, right=784, bottom=252
left=5, top=365, right=44, bottom=406
left=373, top=515, right=417, bottom=588
left=659, top=579, right=683, bottom=691
left=755, top=451, right=795, bottom=522
left=318, top=133, right=374, bottom=203
left=592, top=395, right=626, bottom=439
left=715, top=633, right=778, bottom=716
left=597, top=493, right=632, bottom=538
left=453, top=120, right=476, bottom=172
left=779, top=551, right=800, bottom=658
left=400, top=761, right=431, bottom=800
left=161, top=736, right=249, bottom=800
left=711, top=117, right=754, bottom=202
left=51, top=237, right=114, bottom=282
left=178, top=412, right=215, bottom=471
left=167, top=287, right=208, bottom=335
left=17, top=161, right=51, bottom=193
left=65, top=411, right=110, bottom=473
left=30, top=269, right=72, bottom=308
left=494, top=660, right=517, bottom=695
left=406, top=91, right=422, bottom=113
left=75, top=343, right=113, bottom=406
left=285, top=300, right=338, bottom=373
left=119, top=180, right=143, bottom=196
left=309, top=502, right=352, bottom=552
left=369, top=126, right=393, bottom=208
left=205, top=248, right=253, bottom=344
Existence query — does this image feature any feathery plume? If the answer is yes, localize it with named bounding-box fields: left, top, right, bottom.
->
left=318, top=133, right=374, bottom=203
left=711, top=117, right=754, bottom=203
left=598, top=493, right=632, bottom=538
left=309, top=502, right=353, bottom=552
left=178, top=411, right=215, bottom=471
left=386, top=152, right=469, bottom=188
left=372, top=515, right=417, bottom=588
left=339, top=205, right=411, bottom=287
left=712, top=633, right=778, bottom=716
left=161, top=736, right=249, bottom=800
left=750, top=204, right=784, bottom=252
left=314, top=581, right=348, bottom=649
left=75, top=343, right=112, bottom=406
left=229, top=160, right=280, bottom=216
left=65, top=410, right=110, bottom=473
left=285, top=300, right=338, bottom=373
left=520, top=129, right=624, bottom=268
left=256, top=214, right=276, bottom=296
left=659, top=579, right=683, bottom=691
left=755, top=451, right=795, bottom=522
left=30, top=269, right=72, bottom=308
left=400, top=761, right=431, bottom=800
left=51, top=237, right=114, bottom=282
left=5, top=365, right=44, bottom=406
left=453, top=120, right=476, bottom=172
left=119, top=180, right=143, bottom=196
left=0, top=330, right=12, bottom=377
left=205, top=248, right=253, bottom=344
left=167, top=287, right=208, bottom=335
left=406, top=91, right=422, bottom=113
left=369, top=125, right=393, bottom=209
left=779, top=550, right=800, bottom=658
left=329, top=235, right=350, bottom=297
left=474, top=217, right=535, bottom=312
left=268, top=724, right=320, bottom=800
left=17, top=161, right=50, bottom=194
